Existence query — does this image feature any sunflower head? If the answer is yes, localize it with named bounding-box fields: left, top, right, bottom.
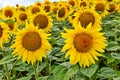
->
left=107, top=3, right=116, bottom=13
left=43, top=5, right=51, bottom=13
left=31, top=11, right=53, bottom=31
left=78, top=1, right=89, bottom=9
left=2, top=6, right=15, bottom=19
left=16, top=11, right=28, bottom=23
left=29, top=5, right=40, bottom=14
left=61, top=23, right=107, bottom=67
left=52, top=6, right=58, bottom=14
left=16, top=6, right=26, bottom=11
left=44, top=0, right=51, bottom=5
left=5, top=20, right=17, bottom=34
left=73, top=9, right=101, bottom=29
left=68, top=0, right=76, bottom=7
left=56, top=5, right=68, bottom=21
left=34, top=1, right=42, bottom=6
left=95, top=3, right=105, bottom=12
left=92, top=1, right=108, bottom=16
left=11, top=23, right=52, bottom=64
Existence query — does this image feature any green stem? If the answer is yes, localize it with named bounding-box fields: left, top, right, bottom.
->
left=33, top=64, right=38, bottom=80
left=3, top=51, right=10, bottom=80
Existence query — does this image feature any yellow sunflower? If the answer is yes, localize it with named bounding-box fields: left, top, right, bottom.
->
left=5, top=21, right=17, bottom=34
left=28, top=5, right=41, bottom=14
left=1, top=6, right=16, bottom=19
left=73, top=8, right=101, bottom=30
left=68, top=0, right=77, bottom=7
left=41, top=4, right=52, bottom=13
left=51, top=6, right=58, bottom=16
left=61, top=23, right=107, bottom=67
left=0, top=22, right=9, bottom=48
left=78, top=0, right=90, bottom=9
left=16, top=6, right=27, bottom=11
left=43, top=0, right=51, bottom=5
left=15, top=10, right=29, bottom=23
left=107, top=3, right=117, bottom=13
left=11, top=23, right=52, bottom=64
left=56, top=5, right=68, bottom=21
left=34, top=1, right=42, bottom=6
left=92, top=0, right=108, bottom=17
left=30, top=10, right=53, bottom=31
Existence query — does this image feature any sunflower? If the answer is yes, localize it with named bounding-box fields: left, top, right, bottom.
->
left=5, top=21, right=17, bottom=34
left=92, top=0, right=108, bottom=17
left=68, top=0, right=77, bottom=7
left=73, top=8, right=101, bottom=30
left=107, top=3, right=116, bottom=13
left=16, top=6, right=27, bottom=11
left=0, top=22, right=9, bottom=48
left=56, top=5, right=68, bottom=21
left=11, top=23, right=52, bottom=64
left=16, top=10, right=29, bottom=23
left=61, top=23, right=107, bottom=67
left=51, top=6, right=58, bottom=16
left=1, top=6, right=16, bottom=19
left=42, top=4, right=52, bottom=13
left=43, top=0, right=51, bottom=5
left=28, top=5, right=41, bottom=14
left=34, top=1, right=42, bottom=6
left=31, top=10, right=53, bottom=31
left=78, top=0, right=90, bottom=9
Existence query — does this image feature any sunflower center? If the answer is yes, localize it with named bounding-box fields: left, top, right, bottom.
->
left=66, top=5, right=70, bottom=11
left=107, top=0, right=113, bottom=2
left=95, top=3, right=105, bottom=12
left=108, top=4, right=115, bottom=12
left=68, top=0, right=75, bottom=6
left=32, top=7, right=40, bottom=14
left=19, top=13, right=27, bottom=21
left=33, top=14, right=48, bottom=29
left=44, top=5, right=50, bottom=12
left=58, top=7, right=66, bottom=18
left=36, top=2, right=41, bottom=6
left=7, top=23, right=14, bottom=30
left=0, top=25, right=3, bottom=38
left=22, top=32, right=41, bottom=51
left=52, top=7, right=58, bottom=14
left=79, top=12, right=95, bottom=27
left=73, top=33, right=93, bottom=53
left=5, top=10, right=13, bottom=17
left=80, top=2, right=87, bottom=7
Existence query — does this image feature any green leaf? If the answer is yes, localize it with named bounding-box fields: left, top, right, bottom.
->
left=106, top=41, right=120, bottom=51
left=38, top=61, right=47, bottom=72
left=0, top=56, right=16, bottom=65
left=17, top=76, right=31, bottom=80
left=113, top=77, right=120, bottom=80
left=60, top=62, right=71, bottom=68
left=111, top=53, right=120, bottom=60
left=80, top=64, right=98, bottom=78
left=64, top=64, right=79, bottom=80
left=52, top=65, right=67, bottom=80
left=98, top=67, right=117, bottom=79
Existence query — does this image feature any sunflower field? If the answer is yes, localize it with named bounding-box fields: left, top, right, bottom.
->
left=0, top=0, right=120, bottom=80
